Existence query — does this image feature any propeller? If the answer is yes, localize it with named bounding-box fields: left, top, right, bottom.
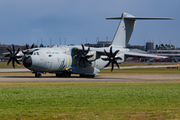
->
left=73, top=44, right=94, bottom=69
left=26, top=44, right=34, bottom=49
left=4, top=44, right=22, bottom=68
left=22, top=44, right=35, bottom=55
left=101, top=46, right=122, bottom=72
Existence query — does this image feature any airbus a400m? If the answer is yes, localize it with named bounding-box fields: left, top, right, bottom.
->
left=4, top=13, right=172, bottom=78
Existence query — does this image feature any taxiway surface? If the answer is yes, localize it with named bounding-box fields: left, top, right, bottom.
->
left=0, top=74, right=180, bottom=82
left=0, top=64, right=180, bottom=72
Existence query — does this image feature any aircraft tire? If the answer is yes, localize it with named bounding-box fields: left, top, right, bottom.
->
left=35, top=73, right=42, bottom=77
left=67, top=74, right=71, bottom=77
left=79, top=74, right=95, bottom=78
left=56, top=73, right=71, bottom=77
left=79, top=74, right=85, bottom=77
left=90, top=75, right=95, bottom=78
left=88, top=75, right=95, bottom=78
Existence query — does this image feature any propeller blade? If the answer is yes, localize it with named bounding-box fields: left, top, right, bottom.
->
left=101, top=58, right=109, bottom=61
left=15, top=48, right=20, bottom=55
left=114, top=57, right=122, bottom=60
left=22, top=44, right=35, bottom=55
left=114, top=61, right=120, bottom=69
left=22, top=50, right=27, bottom=55
left=113, top=50, right=120, bottom=57
left=83, top=59, right=86, bottom=68
left=26, top=44, right=29, bottom=49
left=78, top=58, right=83, bottom=67
left=104, top=49, right=110, bottom=57
left=111, top=61, right=114, bottom=72
left=12, top=44, right=15, bottom=54
left=31, top=44, right=34, bottom=49
left=4, top=54, right=10, bottom=57
left=104, top=61, right=111, bottom=68
left=12, top=60, right=15, bottom=68
left=6, top=48, right=12, bottom=54
left=73, top=54, right=78, bottom=59
left=85, top=59, right=92, bottom=65
left=85, top=54, right=93, bottom=59
left=84, top=46, right=90, bottom=55
left=15, top=58, right=21, bottom=65
left=16, top=56, right=22, bottom=58
left=81, top=44, right=85, bottom=53
left=110, top=46, right=112, bottom=55
left=7, top=58, right=12, bottom=65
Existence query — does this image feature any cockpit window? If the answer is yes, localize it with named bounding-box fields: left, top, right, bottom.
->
left=37, top=52, right=39, bottom=55
left=26, top=49, right=39, bottom=55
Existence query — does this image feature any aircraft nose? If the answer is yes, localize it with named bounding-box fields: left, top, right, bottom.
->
left=23, top=56, right=32, bottom=68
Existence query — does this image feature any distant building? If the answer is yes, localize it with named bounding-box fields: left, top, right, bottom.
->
left=97, top=41, right=112, bottom=47
left=127, top=44, right=146, bottom=51
left=146, top=42, right=154, bottom=51
left=85, top=41, right=147, bottom=51
left=85, top=41, right=112, bottom=48
left=148, top=50, right=180, bottom=57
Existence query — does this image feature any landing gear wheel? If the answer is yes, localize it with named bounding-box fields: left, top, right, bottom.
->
left=87, top=75, right=95, bottom=78
left=56, top=72, right=71, bottom=77
left=35, top=72, right=42, bottom=77
left=79, top=74, right=95, bottom=78
left=80, top=74, right=85, bottom=77
left=90, top=75, right=95, bottom=78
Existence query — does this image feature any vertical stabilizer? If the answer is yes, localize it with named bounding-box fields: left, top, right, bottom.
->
left=107, top=13, right=173, bottom=48
left=107, top=13, right=136, bottom=48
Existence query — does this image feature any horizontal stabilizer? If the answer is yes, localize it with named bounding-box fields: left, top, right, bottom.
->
left=106, top=17, right=174, bottom=20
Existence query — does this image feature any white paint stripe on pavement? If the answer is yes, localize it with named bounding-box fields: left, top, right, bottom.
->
left=0, top=69, right=30, bottom=72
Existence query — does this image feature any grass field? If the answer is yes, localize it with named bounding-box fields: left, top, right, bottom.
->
left=0, top=61, right=24, bottom=68
left=1, top=62, right=180, bottom=119
left=0, top=81, right=180, bottom=119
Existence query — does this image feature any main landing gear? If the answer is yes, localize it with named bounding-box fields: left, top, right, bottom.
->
left=79, top=74, right=95, bottom=78
left=56, top=72, right=71, bottom=77
left=35, top=72, right=42, bottom=77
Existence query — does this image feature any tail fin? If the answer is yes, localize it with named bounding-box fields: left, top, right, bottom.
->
left=108, top=12, right=173, bottom=48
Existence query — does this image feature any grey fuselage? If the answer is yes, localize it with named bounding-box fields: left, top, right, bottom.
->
left=23, top=45, right=127, bottom=75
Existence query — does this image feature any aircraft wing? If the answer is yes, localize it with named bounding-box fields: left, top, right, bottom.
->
left=123, top=51, right=167, bottom=59
left=71, top=45, right=166, bottom=59
left=90, top=48, right=167, bottom=59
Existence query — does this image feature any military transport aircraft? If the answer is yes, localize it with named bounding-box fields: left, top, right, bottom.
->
left=4, top=13, right=172, bottom=78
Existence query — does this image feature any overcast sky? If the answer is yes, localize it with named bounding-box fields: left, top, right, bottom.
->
left=0, top=0, right=179, bottom=47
